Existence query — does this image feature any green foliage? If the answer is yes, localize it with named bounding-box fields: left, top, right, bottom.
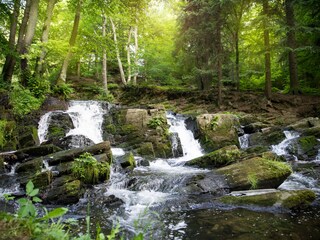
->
left=9, top=85, right=42, bottom=116
left=248, top=173, right=258, bottom=190
left=27, top=76, right=51, bottom=98
left=53, top=83, right=74, bottom=99
left=147, top=117, right=166, bottom=129
left=209, top=116, right=219, bottom=130
left=97, top=92, right=115, bottom=103
left=0, top=120, right=7, bottom=149
left=72, top=152, right=110, bottom=184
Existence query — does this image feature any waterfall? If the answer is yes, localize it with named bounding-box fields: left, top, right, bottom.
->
left=166, top=112, right=203, bottom=161
left=38, top=112, right=53, bottom=143
left=271, top=130, right=300, bottom=156
left=239, top=134, right=250, bottom=149
left=38, top=100, right=107, bottom=144
left=66, top=101, right=106, bottom=143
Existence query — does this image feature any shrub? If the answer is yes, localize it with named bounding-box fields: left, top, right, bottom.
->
left=72, top=152, right=110, bottom=184
left=9, top=85, right=42, bottom=116
left=53, top=83, right=74, bottom=99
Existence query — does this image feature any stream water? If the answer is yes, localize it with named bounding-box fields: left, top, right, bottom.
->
left=2, top=100, right=320, bottom=239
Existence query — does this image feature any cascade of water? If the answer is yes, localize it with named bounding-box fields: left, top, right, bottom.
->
left=271, top=130, right=300, bottom=156
left=38, top=112, right=53, bottom=144
left=166, top=112, right=203, bottom=161
left=102, top=112, right=208, bottom=230
left=239, top=134, right=250, bottom=149
left=66, top=101, right=106, bottom=143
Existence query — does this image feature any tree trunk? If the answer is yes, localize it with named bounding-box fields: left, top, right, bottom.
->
left=20, top=0, right=40, bottom=86
left=77, top=60, right=81, bottom=81
left=133, top=25, right=138, bottom=85
left=110, top=17, right=127, bottom=85
left=262, top=0, right=272, bottom=99
left=285, top=0, right=300, bottom=94
left=215, top=4, right=223, bottom=106
left=102, top=15, right=108, bottom=95
left=127, top=27, right=133, bottom=84
left=235, top=30, right=240, bottom=91
left=58, top=0, right=82, bottom=85
left=35, top=0, right=57, bottom=77
left=1, top=0, right=20, bottom=83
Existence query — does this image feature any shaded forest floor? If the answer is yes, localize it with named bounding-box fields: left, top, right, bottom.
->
left=69, top=76, right=320, bottom=126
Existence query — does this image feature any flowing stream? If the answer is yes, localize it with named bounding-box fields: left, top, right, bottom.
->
left=25, top=101, right=320, bottom=238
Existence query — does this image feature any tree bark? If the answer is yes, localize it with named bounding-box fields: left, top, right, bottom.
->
left=20, top=0, right=40, bottom=86
left=127, top=27, right=133, bottom=84
left=35, top=0, right=57, bottom=77
left=58, top=0, right=82, bottom=85
left=235, top=30, right=240, bottom=91
left=102, top=15, right=108, bottom=95
left=215, top=4, right=223, bottom=106
left=1, top=0, right=20, bottom=83
left=110, top=17, right=127, bottom=85
left=285, top=0, right=300, bottom=94
left=133, top=25, right=138, bottom=85
left=262, top=0, right=272, bottom=99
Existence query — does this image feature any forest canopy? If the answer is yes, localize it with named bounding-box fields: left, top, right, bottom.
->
left=0, top=0, right=319, bottom=104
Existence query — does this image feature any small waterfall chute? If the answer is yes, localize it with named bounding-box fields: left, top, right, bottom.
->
left=271, top=130, right=300, bottom=156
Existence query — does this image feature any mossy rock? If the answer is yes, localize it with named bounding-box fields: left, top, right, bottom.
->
left=15, top=158, right=43, bottom=175
left=249, top=128, right=285, bottom=147
left=0, top=120, right=18, bottom=151
left=0, top=156, right=4, bottom=173
left=119, top=152, right=136, bottom=170
left=20, top=171, right=53, bottom=190
left=196, top=114, right=240, bottom=152
left=44, top=175, right=83, bottom=204
left=186, top=145, right=241, bottom=168
left=137, top=142, right=155, bottom=158
left=17, top=125, right=39, bottom=148
left=216, top=157, right=292, bottom=191
left=46, top=112, right=74, bottom=142
left=287, top=136, right=320, bottom=160
left=220, top=189, right=316, bottom=209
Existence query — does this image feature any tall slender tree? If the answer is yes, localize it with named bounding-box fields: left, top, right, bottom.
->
left=285, top=0, right=300, bottom=94
left=262, top=0, right=272, bottom=99
left=1, top=0, right=20, bottom=84
left=35, top=0, right=58, bottom=77
left=57, top=0, right=82, bottom=85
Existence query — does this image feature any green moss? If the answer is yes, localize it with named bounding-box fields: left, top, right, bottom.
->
left=0, top=120, right=17, bottom=150
left=282, top=190, right=316, bottom=208
left=120, top=124, right=138, bottom=135
left=137, top=142, right=155, bottom=158
left=186, top=145, right=241, bottom=168
left=262, top=158, right=293, bottom=178
left=221, top=190, right=316, bottom=209
left=48, top=126, right=65, bottom=139
left=221, top=193, right=278, bottom=206
left=105, top=124, right=116, bottom=134
left=298, top=136, right=318, bottom=153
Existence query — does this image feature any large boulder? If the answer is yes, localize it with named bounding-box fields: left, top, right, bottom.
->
left=102, top=106, right=172, bottom=159
left=16, top=125, right=39, bottom=149
left=196, top=114, right=240, bottom=152
left=220, top=189, right=316, bottom=209
left=286, top=136, right=320, bottom=160
left=287, top=117, right=320, bottom=138
left=55, top=134, right=95, bottom=150
left=46, top=112, right=74, bottom=143
left=43, top=175, right=83, bottom=204
left=185, top=145, right=241, bottom=168
left=248, top=127, right=285, bottom=147
left=216, top=157, right=292, bottom=191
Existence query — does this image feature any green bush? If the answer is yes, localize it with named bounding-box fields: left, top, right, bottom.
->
left=27, top=76, right=51, bottom=98
left=147, top=117, right=166, bottom=129
left=72, top=152, right=110, bottom=184
left=53, top=83, right=74, bottom=99
left=9, top=85, right=42, bottom=116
